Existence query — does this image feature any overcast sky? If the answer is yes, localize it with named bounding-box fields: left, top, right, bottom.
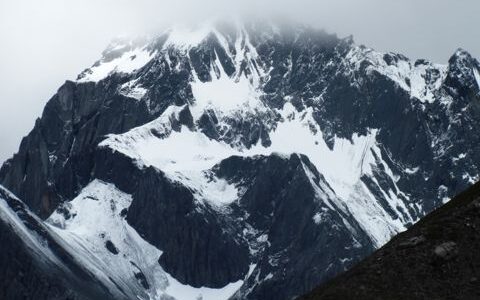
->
left=0, top=0, right=479, bottom=164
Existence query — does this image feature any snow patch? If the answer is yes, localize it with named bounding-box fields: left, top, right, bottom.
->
left=189, top=50, right=265, bottom=121
left=119, top=79, right=148, bottom=100
left=438, top=185, right=450, bottom=204
left=312, top=213, right=321, bottom=224
left=405, top=167, right=420, bottom=174
left=78, top=47, right=155, bottom=82
left=169, top=170, right=240, bottom=206
left=473, top=67, right=480, bottom=90
left=164, top=272, right=243, bottom=300
left=163, top=25, right=213, bottom=49
left=452, top=153, right=467, bottom=163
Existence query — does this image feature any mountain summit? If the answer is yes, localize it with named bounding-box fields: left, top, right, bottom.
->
left=1, top=20, right=480, bottom=299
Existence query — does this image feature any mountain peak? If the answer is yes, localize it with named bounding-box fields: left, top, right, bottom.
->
left=446, top=48, right=480, bottom=92
left=449, top=48, right=477, bottom=67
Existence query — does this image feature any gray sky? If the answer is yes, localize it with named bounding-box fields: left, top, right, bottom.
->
left=1, top=0, right=479, bottom=164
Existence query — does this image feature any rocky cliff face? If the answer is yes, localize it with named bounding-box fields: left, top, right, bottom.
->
left=301, top=181, right=480, bottom=300
left=1, top=20, right=480, bottom=299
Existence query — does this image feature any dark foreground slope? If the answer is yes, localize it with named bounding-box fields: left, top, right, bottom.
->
left=302, top=181, right=480, bottom=300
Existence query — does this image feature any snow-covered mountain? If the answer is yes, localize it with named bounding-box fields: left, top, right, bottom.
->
left=1, top=20, right=480, bottom=299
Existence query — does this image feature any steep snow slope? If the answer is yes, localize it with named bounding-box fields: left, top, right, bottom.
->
left=77, top=38, right=157, bottom=83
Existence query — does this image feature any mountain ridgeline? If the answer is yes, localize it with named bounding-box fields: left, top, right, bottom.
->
left=0, top=20, right=480, bottom=299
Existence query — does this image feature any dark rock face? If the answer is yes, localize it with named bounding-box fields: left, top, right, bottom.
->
left=1, top=20, right=480, bottom=300
left=301, top=181, right=480, bottom=300
left=105, top=240, right=119, bottom=255
left=218, top=155, right=374, bottom=300
left=0, top=81, right=154, bottom=218
left=127, top=167, right=250, bottom=288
